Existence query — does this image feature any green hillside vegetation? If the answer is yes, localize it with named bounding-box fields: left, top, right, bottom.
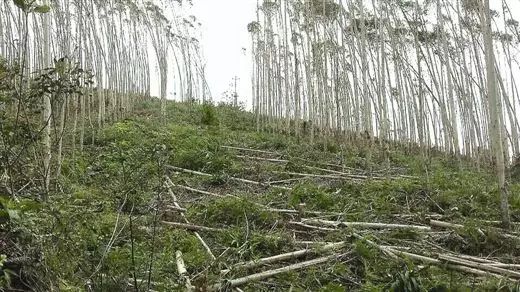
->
left=2, top=100, right=520, bottom=291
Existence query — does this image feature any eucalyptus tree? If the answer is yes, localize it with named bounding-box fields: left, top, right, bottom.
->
left=480, top=0, right=510, bottom=227
left=42, top=0, right=52, bottom=192
left=1, top=0, right=207, bottom=195
left=248, top=0, right=520, bottom=164
left=145, top=1, right=169, bottom=116
left=248, top=20, right=262, bottom=131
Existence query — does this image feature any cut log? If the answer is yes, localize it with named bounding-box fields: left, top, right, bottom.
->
left=272, top=170, right=405, bottom=181
left=387, top=249, right=503, bottom=278
left=481, top=220, right=520, bottom=226
left=210, top=253, right=349, bottom=291
left=176, top=251, right=188, bottom=275
left=429, top=220, right=465, bottom=229
left=167, top=165, right=292, bottom=191
left=165, top=177, right=216, bottom=260
left=429, top=220, right=519, bottom=240
left=222, top=145, right=282, bottom=156
left=438, top=254, right=520, bottom=279
left=167, top=165, right=212, bottom=177
left=176, top=251, right=194, bottom=291
left=222, top=145, right=367, bottom=173
left=272, top=170, right=351, bottom=180
left=304, top=165, right=352, bottom=176
left=294, top=241, right=340, bottom=246
left=221, top=241, right=348, bottom=274
left=303, top=219, right=431, bottom=231
left=485, top=263, right=520, bottom=269
left=288, top=221, right=337, bottom=232
left=447, top=253, right=501, bottom=264
left=170, top=183, right=340, bottom=216
left=234, top=155, right=377, bottom=179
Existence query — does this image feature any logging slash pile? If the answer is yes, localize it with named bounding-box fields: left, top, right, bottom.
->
left=163, top=145, right=520, bottom=291
left=2, top=101, right=520, bottom=291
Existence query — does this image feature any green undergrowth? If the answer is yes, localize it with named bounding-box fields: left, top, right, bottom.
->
left=187, top=196, right=281, bottom=228
left=2, top=100, right=520, bottom=291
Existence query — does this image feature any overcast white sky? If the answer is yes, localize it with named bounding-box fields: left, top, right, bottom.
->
left=192, top=0, right=257, bottom=106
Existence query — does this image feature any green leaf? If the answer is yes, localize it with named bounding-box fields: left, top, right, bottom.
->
left=12, top=0, right=28, bottom=11
left=33, top=5, right=51, bottom=13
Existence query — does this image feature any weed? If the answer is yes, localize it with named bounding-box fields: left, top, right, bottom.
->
left=388, top=269, right=424, bottom=292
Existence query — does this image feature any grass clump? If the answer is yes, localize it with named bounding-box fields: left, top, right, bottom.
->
left=188, top=196, right=279, bottom=228
left=201, top=103, right=219, bottom=126
left=428, top=170, right=500, bottom=219
left=388, top=269, right=423, bottom=292
left=217, top=228, right=292, bottom=260
left=289, top=183, right=335, bottom=211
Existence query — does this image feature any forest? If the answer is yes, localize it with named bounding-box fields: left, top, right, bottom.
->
left=1, top=0, right=520, bottom=291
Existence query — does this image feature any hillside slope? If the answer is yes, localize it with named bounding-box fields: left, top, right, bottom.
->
left=2, top=100, right=520, bottom=291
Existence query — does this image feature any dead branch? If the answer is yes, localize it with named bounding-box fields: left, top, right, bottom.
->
left=236, top=155, right=287, bottom=163
left=162, top=221, right=223, bottom=232
left=288, top=221, right=337, bottom=232
left=293, top=241, right=340, bottom=246
left=272, top=170, right=355, bottom=181
left=303, top=219, right=431, bottom=231
left=268, top=177, right=308, bottom=184
left=165, top=205, right=187, bottom=212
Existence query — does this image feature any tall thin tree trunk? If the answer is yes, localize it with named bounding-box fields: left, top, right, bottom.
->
left=481, top=0, right=510, bottom=228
